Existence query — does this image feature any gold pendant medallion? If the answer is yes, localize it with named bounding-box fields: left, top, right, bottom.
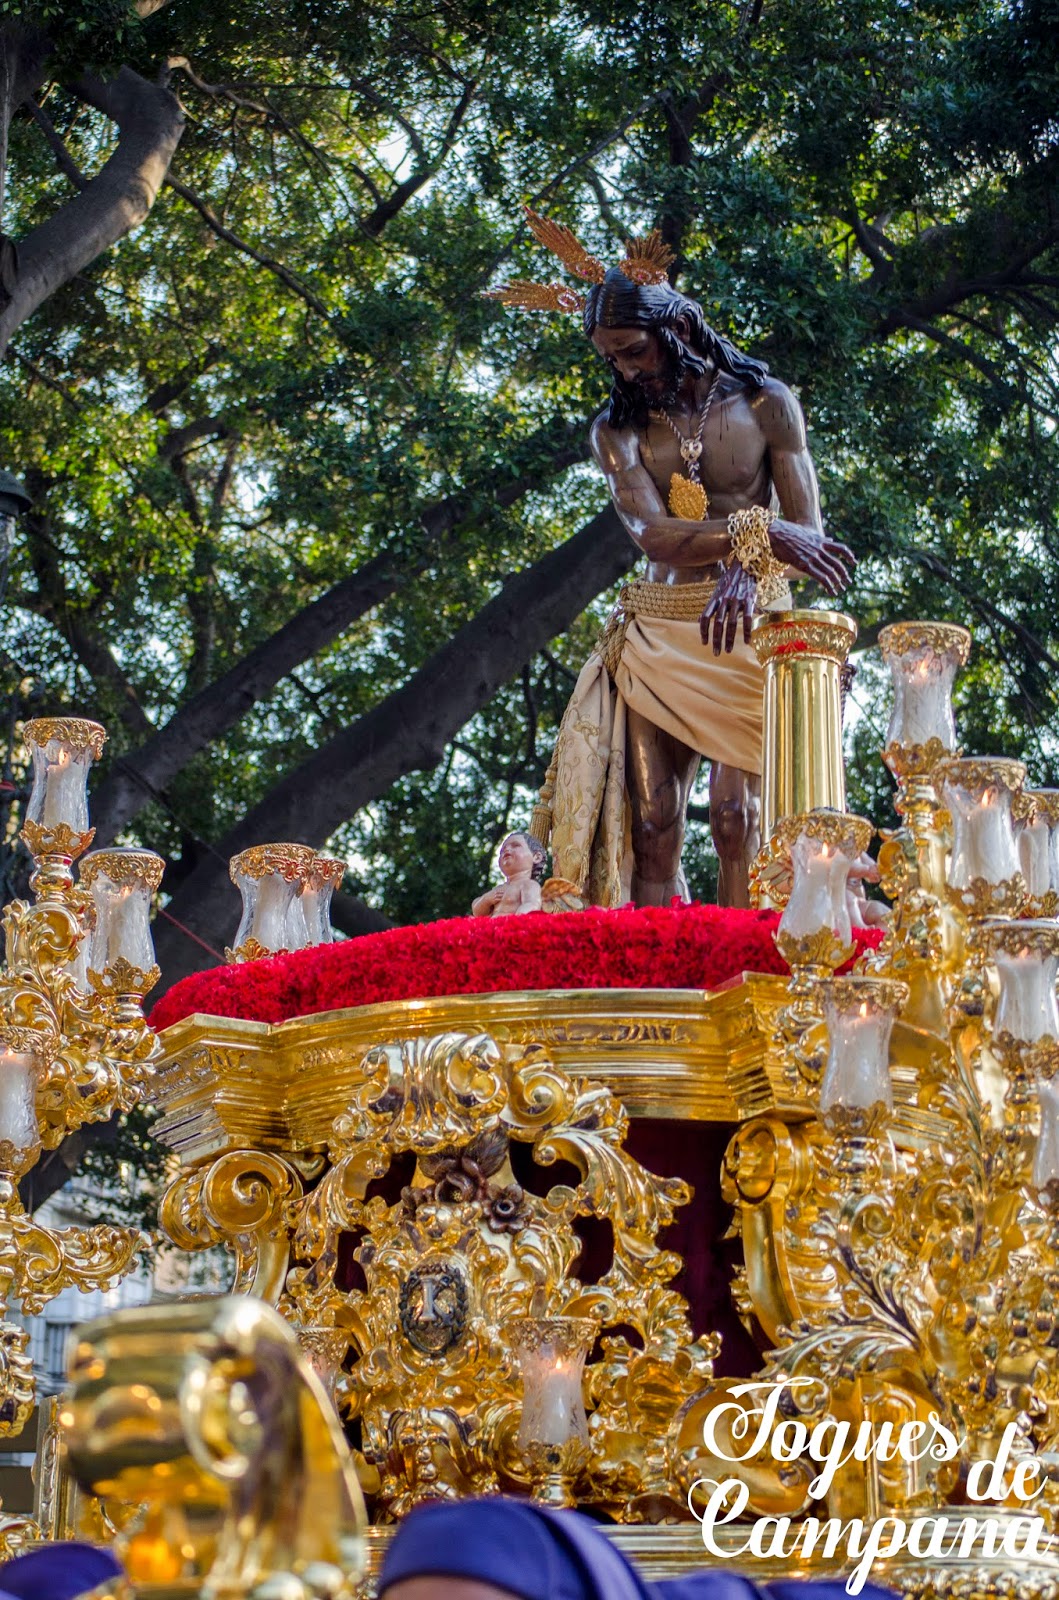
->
left=668, top=473, right=708, bottom=521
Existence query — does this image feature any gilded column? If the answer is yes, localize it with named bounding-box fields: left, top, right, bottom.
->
left=751, top=609, right=856, bottom=842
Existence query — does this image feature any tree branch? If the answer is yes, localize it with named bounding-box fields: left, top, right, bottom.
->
left=151, top=504, right=637, bottom=989
left=158, top=415, right=233, bottom=460
left=889, top=313, right=1013, bottom=389
left=0, top=68, right=184, bottom=361
left=163, top=172, right=331, bottom=318
left=876, top=204, right=1059, bottom=338
left=89, top=420, right=589, bottom=844
left=25, top=97, right=87, bottom=190
left=328, top=890, right=393, bottom=938
left=20, top=507, right=155, bottom=740
left=360, top=77, right=476, bottom=238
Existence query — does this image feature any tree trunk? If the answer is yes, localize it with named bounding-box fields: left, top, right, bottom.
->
left=152, top=505, right=635, bottom=989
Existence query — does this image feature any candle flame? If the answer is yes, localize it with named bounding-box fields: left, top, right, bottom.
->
left=979, top=787, right=996, bottom=808
left=859, top=1001, right=870, bottom=1019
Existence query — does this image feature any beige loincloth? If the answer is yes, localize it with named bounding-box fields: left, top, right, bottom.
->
left=530, top=576, right=790, bottom=906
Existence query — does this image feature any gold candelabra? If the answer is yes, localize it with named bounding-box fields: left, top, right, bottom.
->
left=38, top=609, right=1059, bottom=1599
left=0, top=717, right=159, bottom=1548
left=721, top=616, right=1059, bottom=1592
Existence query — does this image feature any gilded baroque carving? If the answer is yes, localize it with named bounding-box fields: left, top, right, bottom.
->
left=220, top=1031, right=719, bottom=1520
left=230, top=842, right=318, bottom=881
left=160, top=1147, right=304, bottom=1303
left=22, top=717, right=107, bottom=757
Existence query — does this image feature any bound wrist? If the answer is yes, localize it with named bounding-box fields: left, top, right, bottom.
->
left=727, top=506, right=788, bottom=605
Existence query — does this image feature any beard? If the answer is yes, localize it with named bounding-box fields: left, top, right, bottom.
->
left=634, top=343, right=688, bottom=409
left=608, top=332, right=708, bottom=429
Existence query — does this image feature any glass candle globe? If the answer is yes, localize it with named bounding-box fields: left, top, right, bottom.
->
left=79, top=850, right=164, bottom=989
left=979, top=921, right=1059, bottom=1046
left=1019, top=791, right=1059, bottom=909
left=230, top=843, right=317, bottom=958
left=878, top=623, right=970, bottom=777
left=1017, top=795, right=1051, bottom=898
left=507, top=1317, right=596, bottom=1449
left=775, top=812, right=872, bottom=948
left=935, top=758, right=1025, bottom=892
left=0, top=1044, right=41, bottom=1172
left=285, top=854, right=344, bottom=951
left=1034, top=1077, right=1059, bottom=1196
left=23, top=718, right=106, bottom=837
left=817, top=977, right=908, bottom=1123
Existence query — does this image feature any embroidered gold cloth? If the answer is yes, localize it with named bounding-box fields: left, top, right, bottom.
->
left=530, top=576, right=791, bottom=906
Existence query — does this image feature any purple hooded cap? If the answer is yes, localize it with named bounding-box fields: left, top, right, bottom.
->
left=379, top=1498, right=654, bottom=1600
left=0, top=1541, right=125, bottom=1600
left=378, top=1497, right=901, bottom=1600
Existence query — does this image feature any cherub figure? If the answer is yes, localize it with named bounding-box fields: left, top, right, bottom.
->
left=471, top=832, right=548, bottom=917
left=847, top=850, right=892, bottom=930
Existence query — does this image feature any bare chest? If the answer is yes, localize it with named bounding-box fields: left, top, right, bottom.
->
left=638, top=393, right=770, bottom=510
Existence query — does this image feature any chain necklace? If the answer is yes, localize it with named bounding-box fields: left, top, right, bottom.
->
left=652, top=371, right=722, bottom=520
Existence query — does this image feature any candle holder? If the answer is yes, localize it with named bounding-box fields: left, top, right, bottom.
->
left=815, top=976, right=907, bottom=1179
left=1016, top=790, right=1059, bottom=920
left=0, top=1041, right=43, bottom=1181
left=1033, top=1077, right=1059, bottom=1212
left=506, top=1315, right=597, bottom=1507
left=0, top=715, right=158, bottom=1452
left=79, top=849, right=165, bottom=1001
left=879, top=621, right=971, bottom=790
left=772, top=811, right=873, bottom=984
left=20, top=718, right=106, bottom=891
left=285, top=853, right=345, bottom=952
left=975, top=920, right=1059, bottom=1173
left=935, top=757, right=1027, bottom=919
left=227, top=843, right=318, bottom=961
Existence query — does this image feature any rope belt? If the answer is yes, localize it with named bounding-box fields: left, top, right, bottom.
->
left=621, top=577, right=719, bottom=619
left=597, top=577, right=718, bottom=677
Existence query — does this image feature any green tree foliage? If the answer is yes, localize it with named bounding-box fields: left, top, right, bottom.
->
left=1, top=0, right=1058, bottom=996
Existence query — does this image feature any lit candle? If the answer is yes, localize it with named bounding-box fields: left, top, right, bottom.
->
left=1020, top=790, right=1059, bottom=905
left=80, top=850, right=164, bottom=985
left=23, top=719, right=105, bottom=838
left=887, top=647, right=954, bottom=747
left=1033, top=1077, right=1059, bottom=1195
left=936, top=758, right=1025, bottom=890
left=1017, top=798, right=1051, bottom=898
left=980, top=920, right=1059, bottom=1045
left=879, top=622, right=970, bottom=774
left=0, top=1046, right=41, bottom=1160
left=817, top=977, right=907, bottom=1120
left=508, top=1317, right=596, bottom=1449
left=775, top=812, right=871, bottom=947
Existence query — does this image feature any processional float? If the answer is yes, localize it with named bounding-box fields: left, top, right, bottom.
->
left=3, top=612, right=1059, bottom=1597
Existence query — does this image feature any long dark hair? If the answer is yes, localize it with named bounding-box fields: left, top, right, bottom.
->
left=583, top=268, right=769, bottom=429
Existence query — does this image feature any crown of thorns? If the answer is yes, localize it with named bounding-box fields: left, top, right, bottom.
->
left=485, top=206, right=675, bottom=313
